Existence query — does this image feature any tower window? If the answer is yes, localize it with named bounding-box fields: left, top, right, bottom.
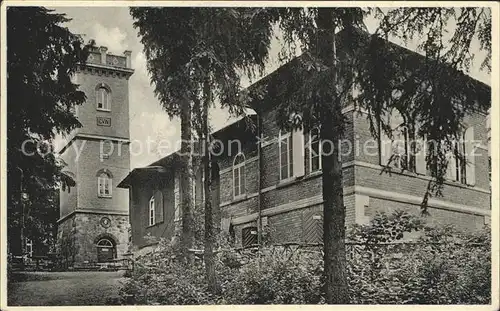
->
left=97, top=171, right=112, bottom=197
left=96, top=85, right=111, bottom=111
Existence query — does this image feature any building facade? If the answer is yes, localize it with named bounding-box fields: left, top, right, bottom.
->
left=56, top=46, right=134, bottom=267
left=119, top=34, right=491, bottom=252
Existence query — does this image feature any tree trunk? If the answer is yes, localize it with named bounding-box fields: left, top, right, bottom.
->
left=180, top=97, right=194, bottom=262
left=202, top=78, right=218, bottom=293
left=317, top=8, right=349, bottom=304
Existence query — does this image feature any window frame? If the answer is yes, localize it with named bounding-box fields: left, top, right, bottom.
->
left=309, top=127, right=322, bottom=173
left=149, top=195, right=155, bottom=226
left=278, top=130, right=294, bottom=180
left=96, top=238, right=114, bottom=247
left=97, top=172, right=112, bottom=198
left=233, top=153, right=246, bottom=199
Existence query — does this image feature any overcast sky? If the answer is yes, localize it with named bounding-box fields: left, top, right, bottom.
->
left=51, top=6, right=490, bottom=169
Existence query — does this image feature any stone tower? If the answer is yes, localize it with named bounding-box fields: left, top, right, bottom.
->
left=56, top=46, right=134, bottom=267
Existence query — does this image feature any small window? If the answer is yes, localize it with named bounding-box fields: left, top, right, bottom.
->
left=233, top=153, right=246, bottom=198
left=96, top=85, right=111, bottom=111
left=97, top=238, right=113, bottom=247
left=97, top=171, right=112, bottom=197
left=149, top=196, right=155, bottom=226
left=309, top=127, right=322, bottom=173
left=279, top=131, right=293, bottom=180
left=242, top=226, right=258, bottom=248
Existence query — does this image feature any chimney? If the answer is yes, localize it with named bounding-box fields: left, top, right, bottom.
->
left=124, top=50, right=132, bottom=68
left=99, top=46, right=108, bottom=65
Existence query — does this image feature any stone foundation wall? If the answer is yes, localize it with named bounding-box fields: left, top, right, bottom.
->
left=57, top=212, right=129, bottom=267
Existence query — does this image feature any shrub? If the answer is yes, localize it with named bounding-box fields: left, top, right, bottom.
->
left=118, top=240, right=216, bottom=305
left=119, top=210, right=491, bottom=305
left=346, top=213, right=491, bottom=304
left=221, top=248, right=323, bottom=304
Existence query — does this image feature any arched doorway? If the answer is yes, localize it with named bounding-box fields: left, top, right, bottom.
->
left=96, top=237, right=116, bottom=262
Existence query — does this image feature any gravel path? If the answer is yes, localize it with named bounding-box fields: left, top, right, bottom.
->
left=7, top=271, right=126, bottom=306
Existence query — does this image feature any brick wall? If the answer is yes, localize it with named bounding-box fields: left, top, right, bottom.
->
left=352, top=109, right=490, bottom=192
left=367, top=197, right=486, bottom=231
left=125, top=80, right=489, bottom=251
left=59, top=140, right=79, bottom=218
left=76, top=139, right=130, bottom=213
left=127, top=107, right=489, bottom=250
left=355, top=165, right=490, bottom=210
left=350, top=108, right=490, bottom=232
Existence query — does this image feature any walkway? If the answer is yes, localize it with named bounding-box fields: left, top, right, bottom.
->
left=7, top=271, right=125, bottom=306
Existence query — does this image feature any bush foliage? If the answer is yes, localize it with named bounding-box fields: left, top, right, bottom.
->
left=119, top=210, right=491, bottom=305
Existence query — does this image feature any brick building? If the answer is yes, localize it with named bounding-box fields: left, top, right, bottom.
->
left=119, top=32, right=491, bottom=252
left=56, top=46, right=134, bottom=266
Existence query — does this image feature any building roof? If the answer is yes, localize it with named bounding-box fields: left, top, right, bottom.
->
left=117, top=165, right=170, bottom=188
left=245, top=27, right=490, bottom=114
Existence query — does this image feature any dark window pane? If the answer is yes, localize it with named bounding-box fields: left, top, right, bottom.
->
left=281, top=165, right=288, bottom=180
left=312, top=157, right=320, bottom=172
left=234, top=169, right=240, bottom=196
left=240, top=166, right=245, bottom=194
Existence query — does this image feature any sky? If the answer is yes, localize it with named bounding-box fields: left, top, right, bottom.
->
left=50, top=6, right=490, bottom=169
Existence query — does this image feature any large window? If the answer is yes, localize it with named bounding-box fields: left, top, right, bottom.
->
left=97, top=171, right=112, bottom=197
left=381, top=108, right=476, bottom=185
left=380, top=109, right=416, bottom=172
left=390, top=111, right=409, bottom=170
left=149, top=196, right=155, bottom=226
left=233, top=153, right=246, bottom=198
left=446, top=131, right=468, bottom=184
left=96, top=85, right=111, bottom=111
left=309, top=127, right=322, bottom=173
left=279, top=131, right=294, bottom=180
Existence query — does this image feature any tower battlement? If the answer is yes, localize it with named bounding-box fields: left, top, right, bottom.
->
left=86, top=45, right=132, bottom=69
